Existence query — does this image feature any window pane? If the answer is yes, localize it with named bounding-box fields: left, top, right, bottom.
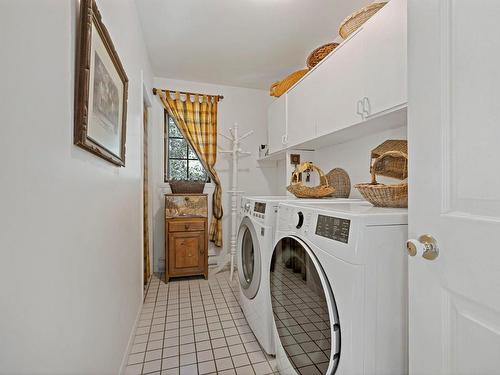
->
left=169, top=138, right=187, bottom=159
left=168, top=117, right=183, bottom=138
left=189, top=160, right=207, bottom=181
left=188, top=145, right=198, bottom=160
left=169, top=160, right=188, bottom=180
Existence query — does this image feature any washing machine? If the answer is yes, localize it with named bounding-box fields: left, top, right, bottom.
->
left=270, top=201, right=408, bottom=374
left=236, top=196, right=364, bottom=355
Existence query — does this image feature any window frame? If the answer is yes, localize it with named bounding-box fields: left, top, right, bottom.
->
left=163, top=110, right=209, bottom=183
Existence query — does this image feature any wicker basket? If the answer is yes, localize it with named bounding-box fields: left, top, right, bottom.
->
left=306, top=43, right=339, bottom=69
left=287, top=162, right=335, bottom=198
left=355, top=151, right=408, bottom=208
left=326, top=168, right=351, bottom=198
left=370, top=140, right=408, bottom=180
left=169, top=180, right=205, bottom=194
left=339, top=2, right=387, bottom=39
left=270, top=69, right=309, bottom=97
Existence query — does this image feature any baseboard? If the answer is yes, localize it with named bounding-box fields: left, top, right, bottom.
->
left=118, top=299, right=142, bottom=375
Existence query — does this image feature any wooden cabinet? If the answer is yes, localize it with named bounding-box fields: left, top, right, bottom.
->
left=165, top=194, right=208, bottom=282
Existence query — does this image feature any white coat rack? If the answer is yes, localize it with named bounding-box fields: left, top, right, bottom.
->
left=211, top=123, right=253, bottom=281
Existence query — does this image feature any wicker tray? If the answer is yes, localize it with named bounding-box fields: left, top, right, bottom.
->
left=339, top=2, right=387, bottom=39
left=306, top=43, right=339, bottom=69
left=270, top=69, right=309, bottom=97
left=169, top=180, right=205, bottom=194
left=371, top=140, right=408, bottom=180
left=355, top=151, right=408, bottom=208
left=326, top=168, right=351, bottom=198
left=287, top=162, right=335, bottom=198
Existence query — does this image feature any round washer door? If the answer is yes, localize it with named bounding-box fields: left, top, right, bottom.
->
left=237, top=217, right=262, bottom=299
left=270, top=236, right=341, bottom=374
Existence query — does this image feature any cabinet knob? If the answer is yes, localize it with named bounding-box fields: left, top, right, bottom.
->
left=185, top=224, right=190, bottom=230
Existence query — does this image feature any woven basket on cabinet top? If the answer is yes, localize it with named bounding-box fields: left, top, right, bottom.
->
left=355, top=151, right=408, bottom=208
left=306, top=43, right=340, bottom=69
left=269, top=69, right=309, bottom=97
left=287, top=162, right=335, bottom=199
left=339, top=2, right=388, bottom=39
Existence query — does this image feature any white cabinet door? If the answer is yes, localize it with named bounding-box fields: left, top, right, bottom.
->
left=362, top=0, right=407, bottom=118
left=315, top=28, right=366, bottom=137
left=408, top=0, right=500, bottom=374
left=286, top=72, right=318, bottom=148
left=267, top=95, right=287, bottom=154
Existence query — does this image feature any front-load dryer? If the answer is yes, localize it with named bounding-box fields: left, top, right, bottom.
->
left=270, top=202, right=408, bottom=374
left=237, top=196, right=365, bottom=355
left=237, top=196, right=289, bottom=355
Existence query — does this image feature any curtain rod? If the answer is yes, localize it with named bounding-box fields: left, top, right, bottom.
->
left=152, top=88, right=224, bottom=100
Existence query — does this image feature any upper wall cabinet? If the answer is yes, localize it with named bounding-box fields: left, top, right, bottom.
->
left=267, top=95, right=287, bottom=154
left=361, top=0, right=407, bottom=118
left=265, top=0, right=407, bottom=156
left=287, top=64, right=324, bottom=147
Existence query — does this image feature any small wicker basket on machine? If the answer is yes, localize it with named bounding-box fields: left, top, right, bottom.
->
left=355, top=151, right=408, bottom=208
left=287, top=162, right=335, bottom=199
left=326, top=168, right=351, bottom=198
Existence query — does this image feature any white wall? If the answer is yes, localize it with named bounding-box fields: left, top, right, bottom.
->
left=150, top=78, right=274, bottom=272
left=0, top=0, right=153, bottom=373
left=313, top=126, right=408, bottom=198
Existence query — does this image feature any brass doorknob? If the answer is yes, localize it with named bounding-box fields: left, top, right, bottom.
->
left=406, top=234, right=439, bottom=260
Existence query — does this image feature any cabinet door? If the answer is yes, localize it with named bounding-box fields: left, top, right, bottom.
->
left=286, top=71, right=319, bottom=148
left=168, top=231, right=205, bottom=275
left=315, top=28, right=366, bottom=137
left=362, top=0, right=407, bottom=117
left=267, top=95, right=287, bottom=154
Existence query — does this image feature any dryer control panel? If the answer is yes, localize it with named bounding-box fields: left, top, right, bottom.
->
left=315, top=214, right=351, bottom=243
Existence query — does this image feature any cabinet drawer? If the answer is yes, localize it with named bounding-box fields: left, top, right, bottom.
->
left=169, top=221, right=205, bottom=232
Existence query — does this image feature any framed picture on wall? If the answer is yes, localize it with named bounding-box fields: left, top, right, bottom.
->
left=74, top=0, right=128, bottom=166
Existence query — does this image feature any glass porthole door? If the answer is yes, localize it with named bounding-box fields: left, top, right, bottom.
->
left=237, top=217, right=262, bottom=299
left=270, top=236, right=341, bottom=374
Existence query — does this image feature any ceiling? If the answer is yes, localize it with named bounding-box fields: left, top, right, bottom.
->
left=135, top=0, right=370, bottom=90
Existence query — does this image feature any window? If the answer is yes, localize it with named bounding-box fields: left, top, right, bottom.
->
left=164, top=112, right=208, bottom=182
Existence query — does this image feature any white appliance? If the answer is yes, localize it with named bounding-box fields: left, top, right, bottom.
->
left=237, top=196, right=364, bottom=355
left=270, top=201, right=408, bottom=374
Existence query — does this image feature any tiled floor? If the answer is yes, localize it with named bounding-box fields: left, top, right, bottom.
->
left=125, top=271, right=279, bottom=375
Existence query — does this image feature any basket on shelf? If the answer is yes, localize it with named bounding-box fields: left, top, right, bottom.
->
left=169, top=180, right=205, bottom=194
left=370, top=140, right=408, bottom=180
left=270, top=69, right=309, bottom=97
left=339, top=2, right=387, bottom=39
left=355, top=151, right=408, bottom=208
left=287, top=162, right=335, bottom=198
left=306, top=43, right=339, bottom=69
left=326, top=168, right=351, bottom=198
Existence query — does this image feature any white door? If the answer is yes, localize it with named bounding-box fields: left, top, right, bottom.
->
left=408, top=1, right=500, bottom=374
left=268, top=95, right=287, bottom=154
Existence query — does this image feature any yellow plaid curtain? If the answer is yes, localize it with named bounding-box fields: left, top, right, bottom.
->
left=157, top=91, right=223, bottom=247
